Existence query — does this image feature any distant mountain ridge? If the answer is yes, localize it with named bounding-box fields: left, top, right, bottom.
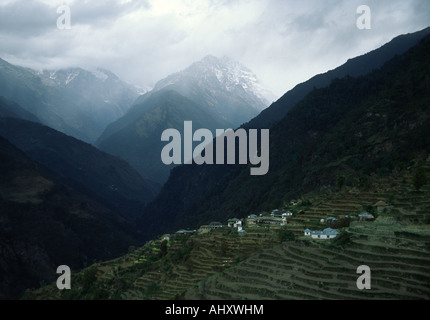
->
left=97, top=89, right=234, bottom=185
left=96, top=55, right=272, bottom=185
left=153, top=55, right=276, bottom=108
left=148, top=55, right=274, bottom=127
left=0, top=59, right=142, bottom=143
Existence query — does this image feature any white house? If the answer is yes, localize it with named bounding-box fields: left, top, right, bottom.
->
left=228, top=218, right=241, bottom=227
left=325, top=217, right=337, bottom=224
left=304, top=228, right=338, bottom=239
left=280, top=217, right=287, bottom=226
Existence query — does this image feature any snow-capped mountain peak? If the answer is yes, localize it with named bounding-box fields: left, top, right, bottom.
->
left=153, top=55, right=275, bottom=108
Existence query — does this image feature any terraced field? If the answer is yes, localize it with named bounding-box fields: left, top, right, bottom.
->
left=25, top=164, right=430, bottom=300
left=184, top=166, right=430, bottom=300
left=25, top=227, right=283, bottom=300
left=185, top=218, right=430, bottom=299
left=120, top=228, right=280, bottom=300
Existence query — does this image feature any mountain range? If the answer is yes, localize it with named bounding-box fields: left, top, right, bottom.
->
left=96, top=55, right=273, bottom=185
left=0, top=54, right=275, bottom=298
left=0, top=60, right=142, bottom=143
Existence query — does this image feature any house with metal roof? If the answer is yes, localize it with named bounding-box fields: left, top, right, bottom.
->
left=227, top=218, right=241, bottom=227
left=208, top=221, right=223, bottom=228
left=358, top=213, right=375, bottom=221
left=304, top=228, right=339, bottom=239
left=176, top=229, right=196, bottom=235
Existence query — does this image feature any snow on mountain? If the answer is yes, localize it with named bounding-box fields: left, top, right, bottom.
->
left=90, top=69, right=109, bottom=81
left=154, top=55, right=275, bottom=109
left=25, top=67, right=142, bottom=142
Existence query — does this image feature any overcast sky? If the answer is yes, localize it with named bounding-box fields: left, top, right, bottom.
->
left=0, top=0, right=429, bottom=98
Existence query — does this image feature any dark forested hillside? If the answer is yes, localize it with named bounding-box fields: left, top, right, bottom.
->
left=140, top=34, right=430, bottom=238
left=244, top=27, right=430, bottom=130
left=0, top=137, right=145, bottom=299
left=0, top=96, right=40, bottom=123
left=0, top=118, right=158, bottom=221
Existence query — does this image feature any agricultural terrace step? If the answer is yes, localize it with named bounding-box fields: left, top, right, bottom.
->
left=344, top=244, right=430, bottom=260
left=336, top=287, right=424, bottom=300
left=207, top=252, right=428, bottom=299
left=227, top=259, right=337, bottom=284
left=350, top=230, right=430, bottom=245
left=331, top=248, right=430, bottom=273
left=213, top=277, right=292, bottom=299
left=316, top=248, right=430, bottom=275
left=253, top=248, right=327, bottom=269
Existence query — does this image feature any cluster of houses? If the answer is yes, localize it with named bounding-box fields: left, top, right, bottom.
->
left=169, top=209, right=293, bottom=240
left=320, top=212, right=375, bottom=224
left=247, top=210, right=293, bottom=227
left=166, top=200, right=387, bottom=243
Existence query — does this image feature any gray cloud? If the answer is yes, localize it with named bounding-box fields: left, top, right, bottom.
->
left=0, top=0, right=429, bottom=98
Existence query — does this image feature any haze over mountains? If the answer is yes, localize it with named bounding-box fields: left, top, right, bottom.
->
left=0, top=59, right=143, bottom=143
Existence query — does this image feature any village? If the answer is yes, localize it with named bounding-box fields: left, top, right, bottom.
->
left=160, top=199, right=388, bottom=243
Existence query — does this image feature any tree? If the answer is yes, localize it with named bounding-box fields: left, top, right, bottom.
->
left=81, top=266, right=98, bottom=293
left=220, top=241, right=229, bottom=255
left=331, top=230, right=352, bottom=248
left=160, top=240, right=168, bottom=257
left=413, top=166, right=427, bottom=191
left=278, top=229, right=295, bottom=243
left=337, top=175, right=346, bottom=190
